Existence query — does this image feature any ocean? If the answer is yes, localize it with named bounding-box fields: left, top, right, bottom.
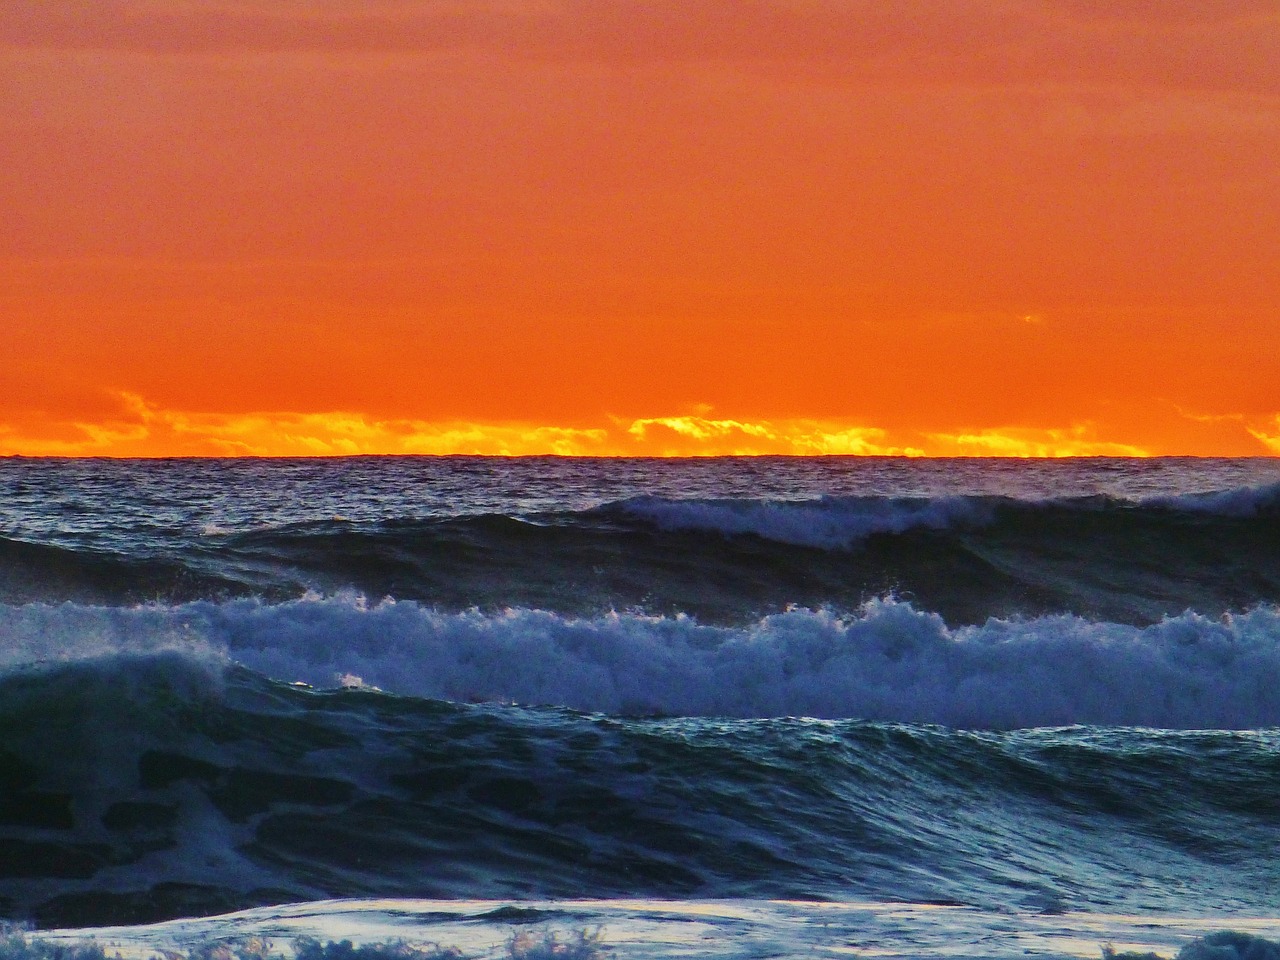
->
left=4, top=455, right=1280, bottom=960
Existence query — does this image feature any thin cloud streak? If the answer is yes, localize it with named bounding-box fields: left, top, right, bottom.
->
left=2, top=2, right=1275, bottom=97
left=924, top=425, right=1149, bottom=458
left=1249, top=417, right=1280, bottom=455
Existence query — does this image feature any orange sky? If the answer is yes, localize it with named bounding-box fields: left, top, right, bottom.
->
left=1, top=1, right=1277, bottom=457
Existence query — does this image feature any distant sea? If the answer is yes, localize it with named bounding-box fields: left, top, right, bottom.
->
left=4, top=456, right=1280, bottom=959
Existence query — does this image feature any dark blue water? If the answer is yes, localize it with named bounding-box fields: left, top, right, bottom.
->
left=2, top=456, right=1280, bottom=929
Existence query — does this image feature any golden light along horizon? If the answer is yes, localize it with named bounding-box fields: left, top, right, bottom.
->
left=1, top=3, right=1276, bottom=450
left=2, top=393, right=1279, bottom=459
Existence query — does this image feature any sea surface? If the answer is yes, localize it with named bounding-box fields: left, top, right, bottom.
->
left=4, top=455, right=1280, bottom=959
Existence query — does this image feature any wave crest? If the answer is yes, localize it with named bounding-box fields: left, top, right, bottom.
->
left=5, top=597, right=1280, bottom=728
left=1143, top=481, right=1280, bottom=517
left=610, top=494, right=998, bottom=548
left=612, top=482, right=1280, bottom=549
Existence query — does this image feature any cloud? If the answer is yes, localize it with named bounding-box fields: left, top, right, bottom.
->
left=1170, top=407, right=1280, bottom=456
left=624, top=416, right=922, bottom=456
left=1247, top=416, right=1280, bottom=455
left=924, top=424, right=1150, bottom=458
left=0, top=395, right=926, bottom=458
left=0, top=393, right=613, bottom=457
left=6, top=395, right=1276, bottom=459
left=114, top=393, right=615, bottom=456
left=627, top=416, right=774, bottom=442
left=1047, top=1, right=1276, bottom=28
left=2, top=2, right=1275, bottom=98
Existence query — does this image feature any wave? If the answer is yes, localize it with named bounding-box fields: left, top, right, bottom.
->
left=608, top=481, right=1280, bottom=547
left=5, top=597, right=1280, bottom=728
left=606, top=494, right=1000, bottom=549
left=3, top=482, right=1280, bottom=624
left=1144, top=481, right=1280, bottom=517
left=3, top=644, right=1280, bottom=928
left=0, top=535, right=255, bottom=606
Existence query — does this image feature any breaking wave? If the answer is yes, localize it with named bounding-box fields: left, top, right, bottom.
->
left=5, top=596, right=1280, bottom=728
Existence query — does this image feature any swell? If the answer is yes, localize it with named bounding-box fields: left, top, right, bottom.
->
left=0, top=536, right=266, bottom=606
left=2, top=654, right=1280, bottom=928
left=4, top=486, right=1280, bottom=623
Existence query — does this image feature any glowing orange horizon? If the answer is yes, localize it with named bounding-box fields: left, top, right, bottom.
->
left=2, top=394, right=1278, bottom=459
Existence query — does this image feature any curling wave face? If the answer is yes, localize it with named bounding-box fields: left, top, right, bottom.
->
left=4, top=645, right=1280, bottom=929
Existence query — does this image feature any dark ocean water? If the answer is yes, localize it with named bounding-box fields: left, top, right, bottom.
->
left=3, top=456, right=1280, bottom=952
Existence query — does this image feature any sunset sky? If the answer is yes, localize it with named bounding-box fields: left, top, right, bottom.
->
left=2, top=1, right=1277, bottom=456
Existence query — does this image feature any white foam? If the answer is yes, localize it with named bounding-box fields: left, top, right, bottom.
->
left=29, top=897, right=1280, bottom=960
left=616, top=495, right=996, bottom=548
left=5, top=597, right=1280, bottom=729
left=0, top=600, right=220, bottom=667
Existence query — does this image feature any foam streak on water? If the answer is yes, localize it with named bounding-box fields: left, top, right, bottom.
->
left=31, top=898, right=1280, bottom=960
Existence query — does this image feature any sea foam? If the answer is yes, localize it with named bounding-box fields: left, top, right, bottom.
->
left=4, top=597, right=1280, bottom=728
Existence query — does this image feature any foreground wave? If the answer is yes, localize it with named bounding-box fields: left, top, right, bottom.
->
left=3, top=638, right=1280, bottom=926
